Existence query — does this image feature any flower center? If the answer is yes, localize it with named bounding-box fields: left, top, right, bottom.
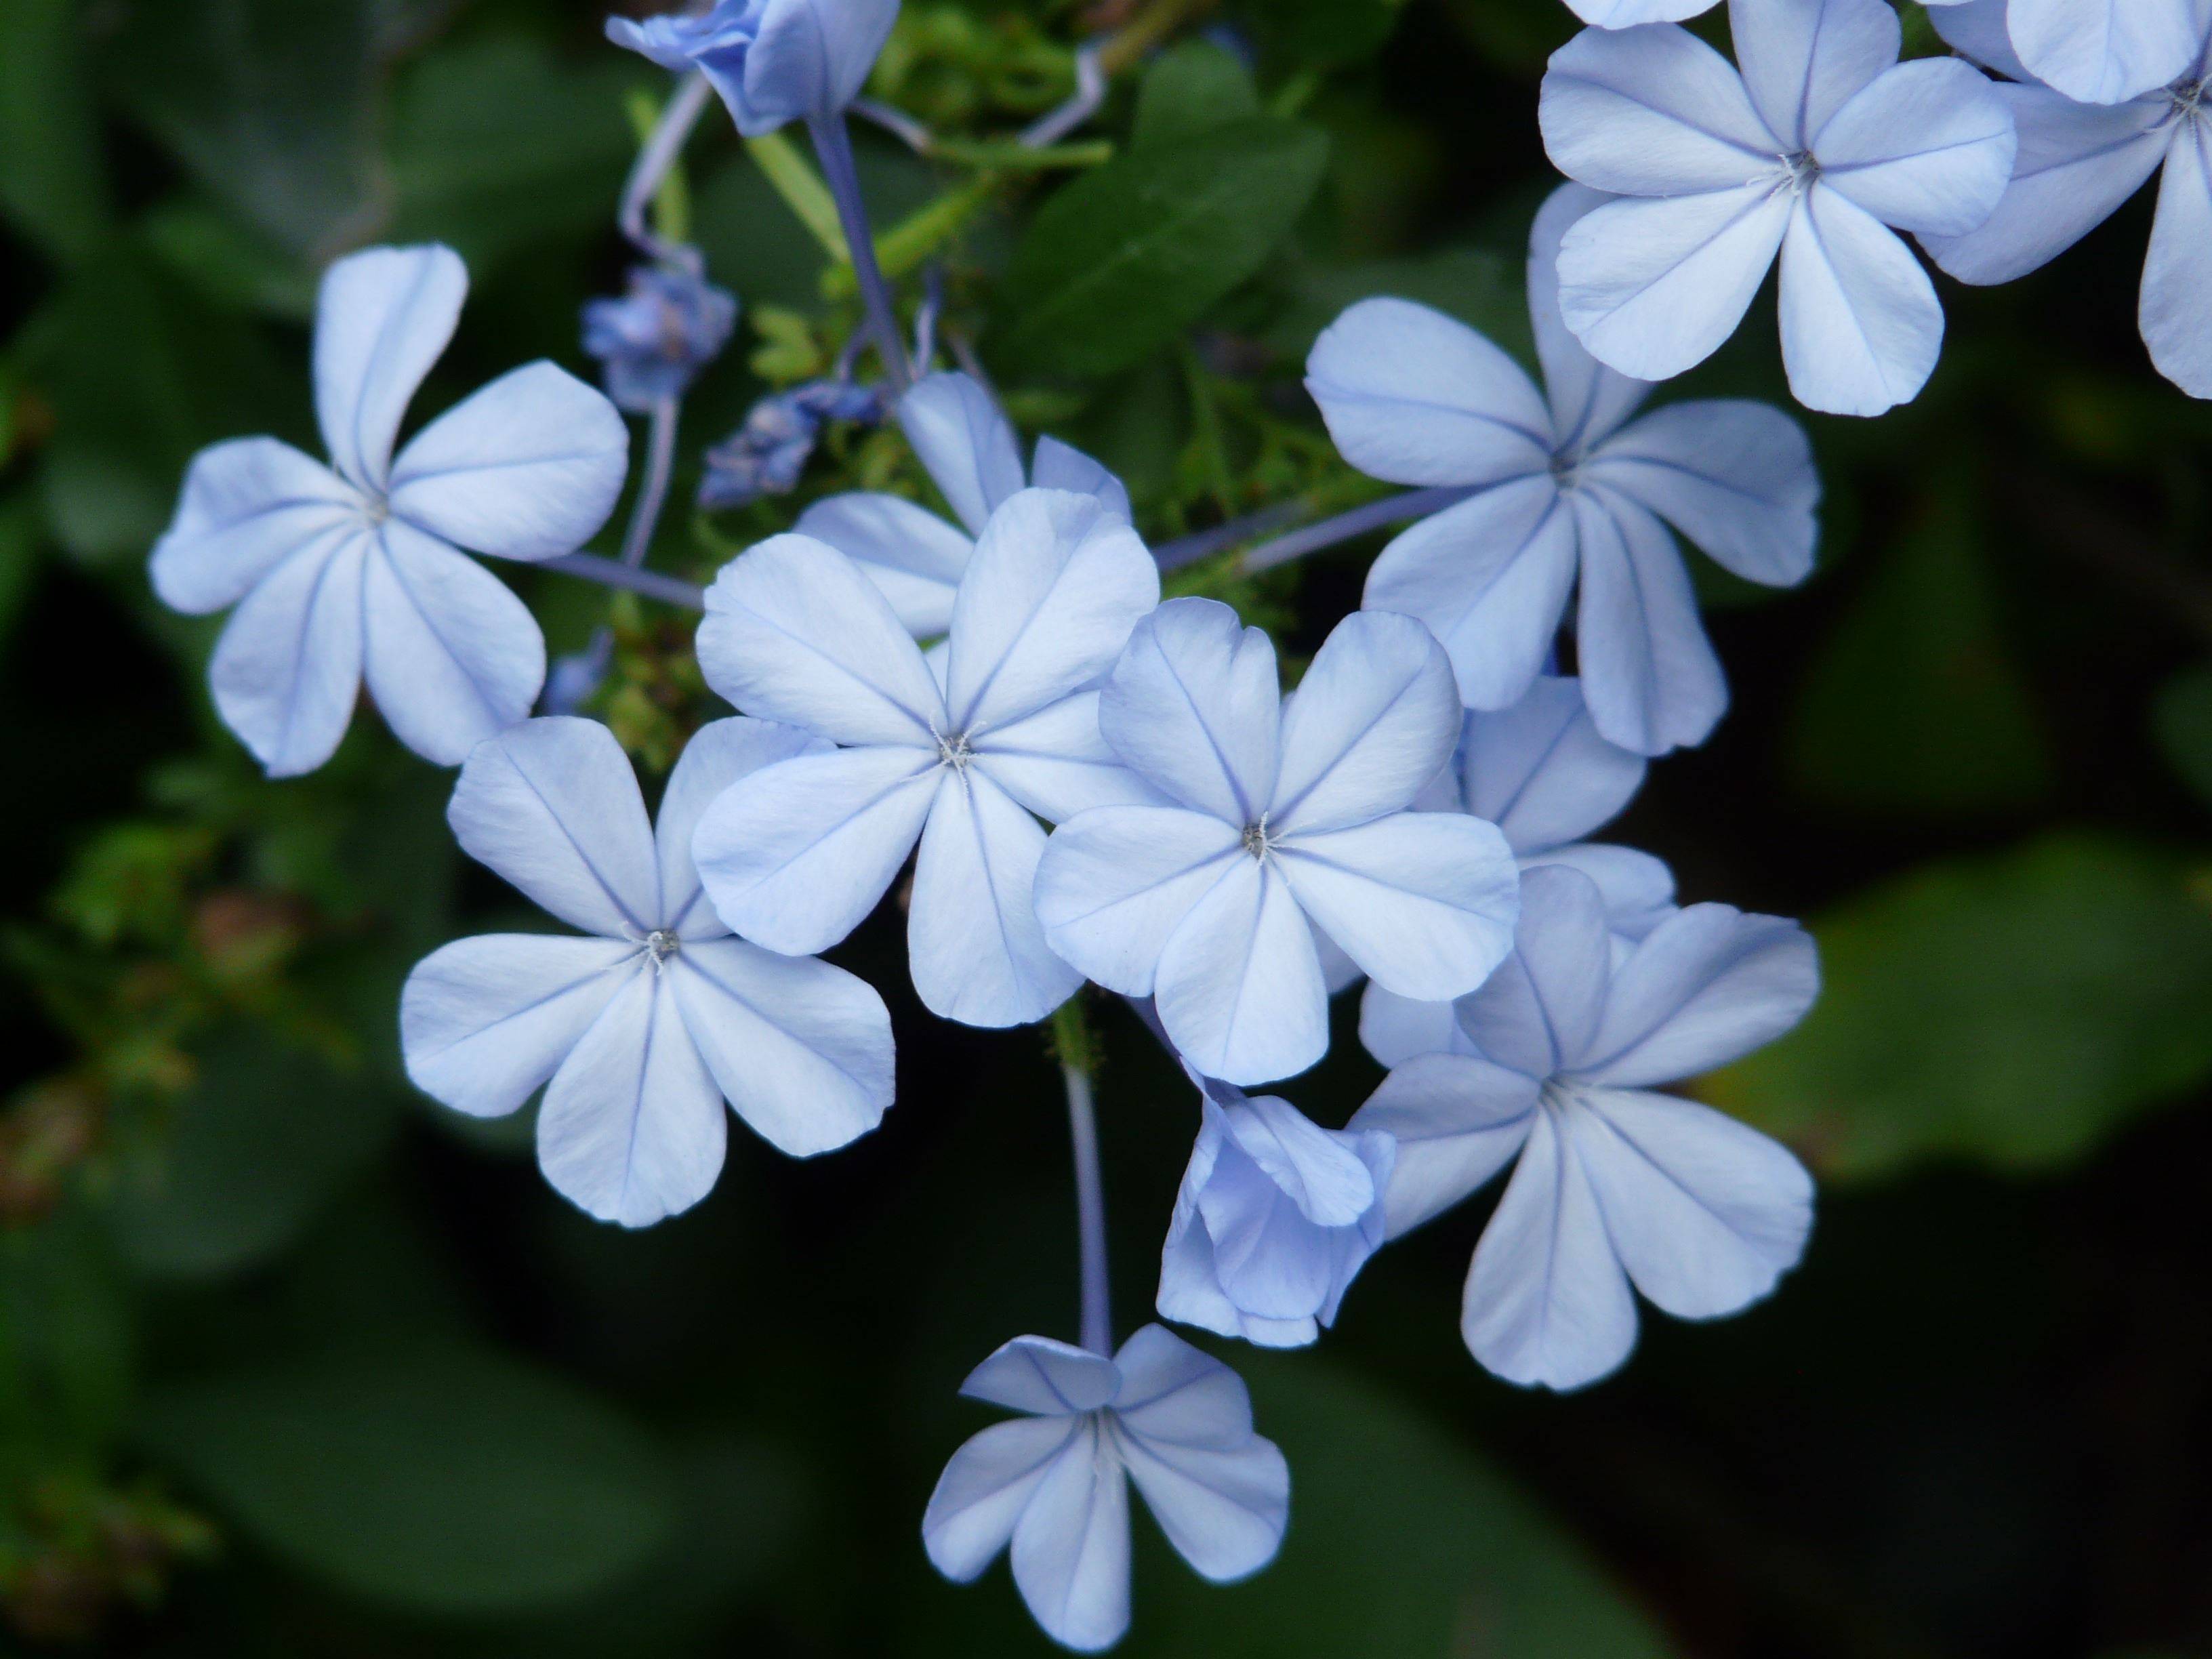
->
left=1549, top=450, right=1584, bottom=491
left=1769, top=149, right=1820, bottom=197
left=1241, top=817, right=1274, bottom=859
left=2171, top=77, right=2208, bottom=119
left=936, top=730, right=974, bottom=771
left=360, top=493, right=391, bottom=528
left=645, top=930, right=680, bottom=967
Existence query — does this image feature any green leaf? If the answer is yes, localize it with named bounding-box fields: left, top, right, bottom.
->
left=2152, top=661, right=2212, bottom=811
left=139, top=1346, right=676, bottom=1614
left=106, top=1035, right=400, bottom=1281
left=1000, top=117, right=1331, bottom=377
left=1132, top=41, right=1260, bottom=150
left=1708, top=835, right=2212, bottom=1181
left=0, top=1206, right=134, bottom=1481
left=142, top=199, right=319, bottom=320
left=1789, top=487, right=2051, bottom=817
left=1248, top=0, right=1410, bottom=68
left=0, top=491, right=41, bottom=653
left=0, top=0, right=115, bottom=263
left=1265, top=246, right=1530, bottom=368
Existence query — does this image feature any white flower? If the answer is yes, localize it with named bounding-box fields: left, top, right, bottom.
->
left=1309, top=184, right=1820, bottom=756
left=1351, top=863, right=1818, bottom=1391
left=1035, top=598, right=1520, bottom=1086
left=798, top=370, right=1131, bottom=637
left=1538, top=0, right=2016, bottom=415
left=401, top=716, right=895, bottom=1227
left=151, top=245, right=629, bottom=775
left=692, top=487, right=1160, bottom=1028
left=924, top=1326, right=1289, bottom=1652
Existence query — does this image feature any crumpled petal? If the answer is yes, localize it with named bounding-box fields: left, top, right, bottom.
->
left=1099, top=598, right=1281, bottom=824
left=1305, top=298, right=1552, bottom=488
left=362, top=520, right=546, bottom=767
left=2142, top=115, right=2212, bottom=400
left=1030, top=436, right=1134, bottom=521
left=208, top=529, right=369, bottom=780
left=1033, top=806, right=1243, bottom=997
left=313, top=244, right=466, bottom=493
left=1351, top=1052, right=1543, bottom=1235
left=909, top=769, right=1083, bottom=1027
left=446, top=716, right=661, bottom=939
left=668, top=936, right=895, bottom=1156
left=1733, top=0, right=1900, bottom=149
left=1010, top=1416, right=1131, bottom=1654
left=1458, top=676, right=1648, bottom=856
left=1530, top=183, right=1651, bottom=453
left=401, top=934, right=634, bottom=1118
left=2007, top=0, right=2200, bottom=105
left=1572, top=486, right=1728, bottom=756
left=1778, top=186, right=1946, bottom=417
left=924, top=1414, right=1083, bottom=1584
left=1815, top=59, right=2017, bottom=238
left=1269, top=611, right=1463, bottom=836
left=795, top=490, right=977, bottom=637
left=388, top=361, right=629, bottom=560
left=150, top=438, right=357, bottom=615
left=1586, top=398, right=1820, bottom=586
left=898, top=370, right=1027, bottom=535
left=961, top=1335, right=1122, bottom=1415
left=1539, top=24, right=1779, bottom=194
left=653, top=716, right=830, bottom=939
left=972, top=693, right=1163, bottom=823
left=1454, top=864, right=1616, bottom=1080
left=1155, top=855, right=1328, bottom=1086
left=698, top=535, right=945, bottom=747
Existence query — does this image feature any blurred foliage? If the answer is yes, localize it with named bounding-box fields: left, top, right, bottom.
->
left=3, top=0, right=2212, bottom=1654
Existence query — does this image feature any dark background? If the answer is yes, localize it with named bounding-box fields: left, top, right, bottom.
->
left=4, top=0, right=2211, bottom=1654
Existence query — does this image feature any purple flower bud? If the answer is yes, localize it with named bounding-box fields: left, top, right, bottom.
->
left=607, top=0, right=900, bottom=138
left=581, top=265, right=739, bottom=412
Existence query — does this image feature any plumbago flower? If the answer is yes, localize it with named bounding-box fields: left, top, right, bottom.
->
left=1924, top=0, right=2202, bottom=106
left=1035, top=599, right=1521, bottom=1087
left=924, top=1327, right=1289, bottom=1652
left=1920, top=0, right=2212, bottom=398
left=1160, top=1063, right=1393, bottom=1349
left=581, top=263, right=739, bottom=411
left=150, top=245, right=629, bottom=776
left=1361, top=674, right=1677, bottom=1068
left=607, top=0, right=898, bottom=136
left=693, top=487, right=1160, bottom=1027
left=800, top=370, right=1131, bottom=637
left=1307, top=184, right=1819, bottom=756
left=401, top=717, right=896, bottom=1227
left=1351, top=865, right=1818, bottom=1390
left=1539, top=0, right=2017, bottom=415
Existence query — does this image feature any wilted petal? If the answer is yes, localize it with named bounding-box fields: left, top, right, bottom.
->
left=1573, top=487, right=1727, bottom=756
left=1734, top=0, right=1899, bottom=150
left=1455, top=865, right=1616, bottom=1079
left=1778, top=187, right=1946, bottom=417
left=1540, top=24, right=1780, bottom=193
left=910, top=770, right=1083, bottom=1027
left=1351, top=1052, right=1542, bottom=1235
left=151, top=438, right=358, bottom=615
left=1033, top=806, right=1243, bottom=996
left=1155, top=856, right=1328, bottom=1086
left=924, top=1415, right=1083, bottom=1584
left=362, top=521, right=545, bottom=767
left=1530, top=183, right=1652, bottom=451
left=313, top=244, right=466, bottom=493
left=973, top=693, right=1162, bottom=823
left=1459, top=676, right=1648, bottom=855
left=1099, top=598, right=1282, bottom=823
left=1587, top=398, right=1819, bottom=586
left=2008, top=0, right=2200, bottom=104
left=898, top=371, right=1026, bottom=535
left=795, top=491, right=975, bottom=637
left=401, top=934, right=634, bottom=1118
left=962, top=1335, right=1121, bottom=1415
left=208, top=529, right=369, bottom=779
left=1030, top=436, right=1133, bottom=520
left=654, top=716, right=830, bottom=939
left=2142, top=117, right=2212, bottom=400
left=1816, top=59, right=2017, bottom=237
left=1269, top=611, right=1463, bottom=836
left=1010, top=1416, right=1131, bottom=1654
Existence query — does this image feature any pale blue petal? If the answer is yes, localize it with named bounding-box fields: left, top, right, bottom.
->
left=151, top=438, right=357, bottom=615
left=1733, top=0, right=1899, bottom=150
left=1566, top=0, right=1721, bottom=22
left=1010, top=1417, right=1131, bottom=1654
left=1927, top=0, right=2034, bottom=81
left=1313, top=923, right=1365, bottom=994
left=1778, top=188, right=1946, bottom=417
left=1816, top=59, right=2017, bottom=237
left=1111, top=1324, right=1258, bottom=1441
left=362, top=520, right=545, bottom=766
left=1459, top=675, right=1647, bottom=855
left=1158, top=1126, right=1329, bottom=1348
left=909, top=770, right=1083, bottom=1027
left=960, top=1334, right=1121, bottom=1415
left=753, top=0, right=901, bottom=125
left=1456, top=864, right=1615, bottom=1078
left=2009, top=0, right=2199, bottom=104
left=691, top=745, right=940, bottom=956
left=401, top=934, right=634, bottom=1118
left=1524, top=844, right=1678, bottom=939
left=1587, top=398, right=1819, bottom=586
left=1269, top=611, right=1462, bottom=836
left=1196, top=1136, right=1339, bottom=1319
left=699, top=535, right=944, bottom=745
left=313, top=244, right=466, bottom=493
left=209, top=529, right=369, bottom=779
left=668, top=937, right=895, bottom=1155
left=1572, top=487, right=1727, bottom=756
left=1099, top=598, right=1281, bottom=823
left=655, top=716, right=831, bottom=939
left=1317, top=1130, right=1397, bottom=1325
left=795, top=491, right=975, bottom=636
left=447, top=716, right=660, bottom=938
left=1033, top=806, right=1242, bottom=996
left=924, top=1415, right=1082, bottom=1583
left=1351, top=1053, right=1542, bottom=1236
left=898, top=370, right=1026, bottom=535
left=1154, top=856, right=1328, bottom=1086
left=1112, top=1418, right=1289, bottom=1585
left=1305, top=298, right=1552, bottom=488
left=1030, top=436, right=1134, bottom=520
left=1215, top=1093, right=1376, bottom=1227
left=1539, top=24, right=1780, bottom=192
left=2143, top=115, right=2212, bottom=398
left=1357, top=983, right=1479, bottom=1068
left=973, top=693, right=1164, bottom=823
left=1575, top=902, right=1819, bottom=1085
left=1530, top=183, right=1651, bottom=452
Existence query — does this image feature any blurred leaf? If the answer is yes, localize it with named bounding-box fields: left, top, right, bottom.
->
left=139, top=1345, right=676, bottom=1614
left=1433, top=0, right=1576, bottom=73
left=106, top=1035, right=399, bottom=1281
left=1264, top=245, right=1528, bottom=367
left=142, top=199, right=318, bottom=320
left=1132, top=42, right=1259, bottom=150
left=0, top=0, right=115, bottom=263
left=0, top=492, right=41, bottom=651
left=2152, top=661, right=2212, bottom=811
left=0, top=1206, right=134, bottom=1480
left=1790, top=487, right=2051, bottom=817
left=1000, top=117, right=1330, bottom=377
left=1709, top=835, right=2212, bottom=1181
left=1246, top=0, right=1410, bottom=68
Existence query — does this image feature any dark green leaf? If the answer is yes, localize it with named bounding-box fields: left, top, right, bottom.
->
left=0, top=491, right=41, bottom=652
left=1000, top=117, right=1331, bottom=377
left=0, top=0, right=115, bottom=263
left=1132, top=42, right=1259, bottom=150
left=1264, top=246, right=1529, bottom=367
left=0, top=1206, right=134, bottom=1480
left=1708, top=835, right=2212, bottom=1181
left=140, top=1346, right=676, bottom=1614
left=142, top=200, right=319, bottom=320
left=2152, top=660, right=2212, bottom=811
left=1245, top=0, right=1410, bottom=68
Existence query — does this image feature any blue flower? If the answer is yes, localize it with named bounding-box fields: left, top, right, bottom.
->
left=581, top=264, right=739, bottom=411
left=800, top=371, right=1132, bottom=637
left=1308, top=186, right=1820, bottom=755
left=1925, top=0, right=2201, bottom=106
left=692, top=488, right=1162, bottom=1027
left=924, top=1327, right=1288, bottom=1652
left=1537, top=0, right=2015, bottom=415
left=695, top=377, right=890, bottom=511
left=150, top=245, right=629, bottom=776
left=1922, top=1, right=2212, bottom=398
left=401, top=716, right=897, bottom=1227
left=1035, top=599, right=1521, bottom=1086
left=607, top=0, right=899, bottom=136
left=1351, top=864, right=1818, bottom=1391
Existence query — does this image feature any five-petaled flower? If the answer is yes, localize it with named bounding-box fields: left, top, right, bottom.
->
left=1309, top=184, right=1820, bottom=756
left=693, top=487, right=1161, bottom=1027
left=401, top=716, right=896, bottom=1227
left=1539, top=0, right=2017, bottom=415
left=1035, top=598, right=1521, bottom=1087
left=608, top=0, right=899, bottom=136
left=1351, top=864, right=1818, bottom=1391
left=150, top=245, right=630, bottom=777
left=924, top=1326, right=1290, bottom=1653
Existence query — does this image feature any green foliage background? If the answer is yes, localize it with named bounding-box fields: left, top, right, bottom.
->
left=3, top=0, right=2211, bottom=1654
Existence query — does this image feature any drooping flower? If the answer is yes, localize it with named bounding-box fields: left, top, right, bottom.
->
left=607, top=0, right=899, bottom=137
left=1034, top=598, right=1520, bottom=1087
left=800, top=370, right=1132, bottom=638
left=1350, top=864, right=1818, bottom=1391
left=401, top=716, right=896, bottom=1227
left=1924, top=0, right=2202, bottom=106
left=150, top=245, right=630, bottom=776
left=1921, top=1, right=2212, bottom=398
left=924, top=1326, right=1290, bottom=1652
left=1538, top=0, right=2016, bottom=415
left=1159, top=1068, right=1393, bottom=1349
left=581, top=263, right=739, bottom=411
left=692, top=488, right=1160, bottom=1027
left=1308, top=185, right=1819, bottom=756
left=1360, top=674, right=1678, bottom=1067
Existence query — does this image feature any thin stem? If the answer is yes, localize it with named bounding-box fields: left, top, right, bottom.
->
left=1151, top=501, right=1311, bottom=573
left=807, top=112, right=912, bottom=395
left=1236, top=485, right=1475, bottom=574
left=618, top=397, right=682, bottom=570
left=619, top=73, right=715, bottom=268
left=541, top=552, right=705, bottom=610
left=1062, top=1057, right=1112, bottom=1357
